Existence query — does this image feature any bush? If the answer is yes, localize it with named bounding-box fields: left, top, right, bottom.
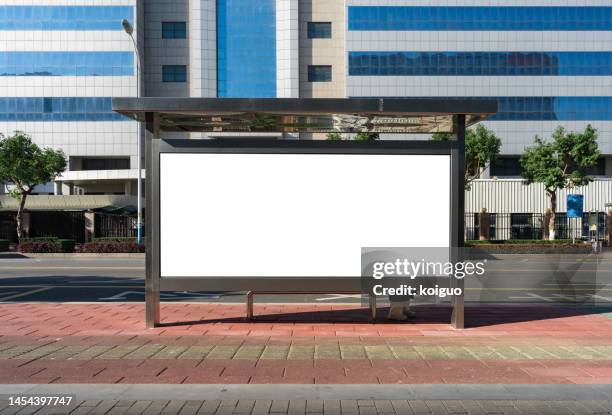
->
left=0, top=239, right=9, bottom=252
left=82, top=240, right=145, bottom=253
left=19, top=239, right=61, bottom=253
left=18, top=237, right=75, bottom=253
left=466, top=239, right=579, bottom=245
left=93, top=237, right=137, bottom=242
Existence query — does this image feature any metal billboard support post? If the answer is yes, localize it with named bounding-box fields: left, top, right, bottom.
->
left=145, top=112, right=160, bottom=328
left=451, top=114, right=466, bottom=329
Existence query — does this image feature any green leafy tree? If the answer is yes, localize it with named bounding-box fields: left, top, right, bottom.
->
left=354, top=132, right=379, bottom=141
left=0, top=132, right=67, bottom=240
left=326, top=132, right=343, bottom=140
left=433, top=124, right=501, bottom=189
left=520, top=125, right=600, bottom=240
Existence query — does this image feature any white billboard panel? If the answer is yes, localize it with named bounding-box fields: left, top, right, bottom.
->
left=160, top=153, right=450, bottom=278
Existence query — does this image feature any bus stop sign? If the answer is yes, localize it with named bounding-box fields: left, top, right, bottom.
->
left=567, top=194, right=584, bottom=218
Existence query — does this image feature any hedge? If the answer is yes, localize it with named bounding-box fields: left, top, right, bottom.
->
left=82, top=240, right=145, bottom=253
left=92, top=237, right=138, bottom=242
left=18, top=237, right=75, bottom=253
left=467, top=239, right=576, bottom=245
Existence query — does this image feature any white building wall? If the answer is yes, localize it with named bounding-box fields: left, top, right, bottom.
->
left=0, top=0, right=140, bottom=195
left=189, top=0, right=216, bottom=98
left=276, top=0, right=299, bottom=98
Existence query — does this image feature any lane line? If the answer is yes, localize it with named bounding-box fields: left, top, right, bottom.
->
left=0, top=287, right=53, bottom=301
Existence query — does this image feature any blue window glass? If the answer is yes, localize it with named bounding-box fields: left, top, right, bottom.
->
left=162, top=22, right=187, bottom=39
left=162, top=65, right=187, bottom=82
left=348, top=52, right=612, bottom=76
left=374, top=97, right=612, bottom=121
left=217, top=0, right=276, bottom=97
left=308, top=65, right=332, bottom=82
left=0, top=97, right=128, bottom=121
left=0, top=52, right=134, bottom=77
left=348, top=7, right=612, bottom=31
left=0, top=6, right=133, bottom=30
left=308, top=22, right=332, bottom=39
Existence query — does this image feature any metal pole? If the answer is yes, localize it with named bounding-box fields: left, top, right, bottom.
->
left=127, top=32, right=143, bottom=244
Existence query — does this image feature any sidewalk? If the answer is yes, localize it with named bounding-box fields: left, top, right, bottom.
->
left=1, top=302, right=612, bottom=385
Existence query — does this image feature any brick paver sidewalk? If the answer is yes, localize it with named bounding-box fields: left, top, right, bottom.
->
left=1, top=303, right=612, bottom=384
left=3, top=398, right=612, bottom=414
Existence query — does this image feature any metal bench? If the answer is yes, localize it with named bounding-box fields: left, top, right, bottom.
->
left=246, top=291, right=378, bottom=321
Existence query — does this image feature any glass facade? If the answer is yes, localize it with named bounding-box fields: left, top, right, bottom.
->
left=348, top=7, right=612, bottom=31
left=0, top=98, right=127, bottom=121
left=162, top=22, right=187, bottom=39
left=217, top=0, right=276, bottom=97
left=308, top=65, right=332, bottom=82
left=349, top=52, right=612, bottom=76
left=0, top=6, right=133, bottom=30
left=352, top=97, right=612, bottom=121
left=308, top=22, right=332, bottom=39
left=0, top=52, right=134, bottom=77
left=162, top=65, right=187, bottom=82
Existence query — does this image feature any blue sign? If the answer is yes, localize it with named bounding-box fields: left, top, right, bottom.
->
left=567, top=194, right=584, bottom=218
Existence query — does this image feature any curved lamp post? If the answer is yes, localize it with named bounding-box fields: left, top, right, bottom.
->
left=122, top=19, right=143, bottom=244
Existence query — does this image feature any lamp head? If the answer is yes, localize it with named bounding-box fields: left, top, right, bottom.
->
left=122, top=19, right=133, bottom=35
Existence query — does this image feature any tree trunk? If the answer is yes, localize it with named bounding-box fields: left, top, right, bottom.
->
left=548, top=190, right=557, bottom=241
left=16, top=193, right=27, bottom=241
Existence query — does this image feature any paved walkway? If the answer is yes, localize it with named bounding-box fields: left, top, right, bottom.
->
left=1, top=303, right=612, bottom=386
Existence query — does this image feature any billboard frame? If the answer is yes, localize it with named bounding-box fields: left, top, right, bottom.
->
left=110, top=98, right=499, bottom=329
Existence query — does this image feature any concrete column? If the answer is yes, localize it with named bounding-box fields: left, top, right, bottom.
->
left=124, top=180, right=132, bottom=196
left=606, top=209, right=612, bottom=246
left=84, top=210, right=95, bottom=243
left=478, top=208, right=490, bottom=241
left=53, top=182, right=62, bottom=195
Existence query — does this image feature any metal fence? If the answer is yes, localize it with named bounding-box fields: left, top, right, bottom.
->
left=29, top=211, right=86, bottom=243
left=465, top=212, right=607, bottom=241
left=94, top=212, right=143, bottom=239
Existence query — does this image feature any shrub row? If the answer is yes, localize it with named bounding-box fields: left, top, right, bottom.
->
left=466, top=239, right=576, bottom=245
left=18, top=237, right=75, bottom=253
left=82, top=240, right=145, bottom=253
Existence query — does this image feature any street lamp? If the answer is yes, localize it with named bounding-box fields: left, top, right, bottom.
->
left=122, top=19, right=143, bottom=244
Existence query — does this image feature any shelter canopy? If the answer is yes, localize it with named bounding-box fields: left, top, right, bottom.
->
left=112, top=98, right=497, bottom=134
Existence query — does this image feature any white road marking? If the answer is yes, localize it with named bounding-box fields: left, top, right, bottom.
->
left=315, top=294, right=363, bottom=301
left=98, top=291, right=220, bottom=300
left=507, top=293, right=554, bottom=302
left=0, top=287, right=53, bottom=301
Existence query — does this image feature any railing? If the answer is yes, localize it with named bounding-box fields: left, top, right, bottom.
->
left=465, top=212, right=607, bottom=241
left=94, top=212, right=144, bottom=239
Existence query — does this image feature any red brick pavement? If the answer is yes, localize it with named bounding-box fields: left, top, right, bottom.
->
left=0, top=303, right=611, bottom=385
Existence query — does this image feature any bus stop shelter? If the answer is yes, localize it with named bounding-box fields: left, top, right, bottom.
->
left=112, top=98, right=497, bottom=329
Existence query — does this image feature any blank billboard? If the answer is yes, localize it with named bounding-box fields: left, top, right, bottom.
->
left=160, top=153, right=450, bottom=278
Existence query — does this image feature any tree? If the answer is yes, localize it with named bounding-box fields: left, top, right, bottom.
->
left=520, top=125, right=600, bottom=240
left=0, top=132, right=67, bottom=240
left=354, top=132, right=379, bottom=141
left=326, top=132, right=343, bottom=140
left=432, top=124, right=501, bottom=189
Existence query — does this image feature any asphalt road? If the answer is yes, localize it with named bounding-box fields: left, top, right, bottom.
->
left=0, top=255, right=611, bottom=305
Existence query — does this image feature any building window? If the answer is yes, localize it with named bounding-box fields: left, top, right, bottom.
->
left=162, top=65, right=187, bottom=82
left=217, top=0, right=276, bottom=98
left=0, top=6, right=133, bottom=31
left=348, top=52, right=612, bottom=77
left=162, top=22, right=186, bottom=39
left=348, top=6, right=612, bottom=31
left=491, top=157, right=522, bottom=177
left=0, top=51, right=134, bottom=77
left=0, top=97, right=127, bottom=121
left=308, top=65, right=332, bottom=82
left=308, top=22, right=331, bottom=39
left=586, top=158, right=606, bottom=176
left=81, top=158, right=130, bottom=171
